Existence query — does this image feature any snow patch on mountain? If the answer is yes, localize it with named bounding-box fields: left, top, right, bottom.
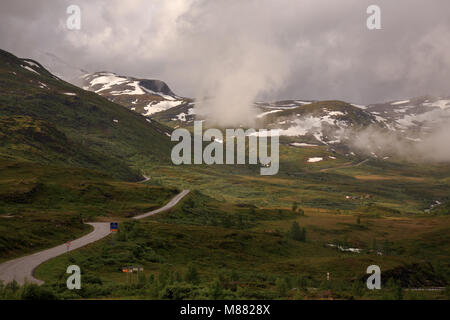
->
left=21, top=65, right=40, bottom=75
left=174, top=108, right=195, bottom=121
left=423, top=99, right=450, bottom=110
left=391, top=100, right=410, bottom=105
left=23, top=60, right=40, bottom=69
left=86, top=73, right=130, bottom=93
left=351, top=104, right=367, bottom=109
left=290, top=142, right=319, bottom=147
left=144, top=100, right=184, bottom=116
left=307, top=157, right=323, bottom=163
left=273, top=114, right=349, bottom=144
left=38, top=81, right=48, bottom=89
left=257, top=110, right=283, bottom=118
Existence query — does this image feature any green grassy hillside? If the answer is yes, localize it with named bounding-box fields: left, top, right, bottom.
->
left=0, top=116, right=142, bottom=180
left=0, top=49, right=449, bottom=300
left=0, top=49, right=173, bottom=180
left=0, top=49, right=179, bottom=261
left=0, top=160, right=177, bottom=261
left=34, top=203, right=450, bottom=300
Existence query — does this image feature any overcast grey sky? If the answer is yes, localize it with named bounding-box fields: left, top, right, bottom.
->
left=1, top=0, right=449, bottom=104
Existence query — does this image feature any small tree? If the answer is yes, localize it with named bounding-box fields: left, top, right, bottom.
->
left=356, top=216, right=361, bottom=225
left=292, top=202, right=298, bottom=212
left=290, top=222, right=306, bottom=242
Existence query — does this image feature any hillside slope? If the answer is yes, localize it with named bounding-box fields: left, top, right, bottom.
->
left=0, top=116, right=143, bottom=180
left=0, top=49, right=173, bottom=180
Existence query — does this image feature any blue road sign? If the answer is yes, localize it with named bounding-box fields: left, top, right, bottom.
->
left=110, top=222, right=118, bottom=232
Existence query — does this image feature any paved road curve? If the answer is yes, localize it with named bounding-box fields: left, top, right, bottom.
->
left=133, top=190, right=190, bottom=220
left=0, top=223, right=110, bottom=285
left=0, top=190, right=190, bottom=285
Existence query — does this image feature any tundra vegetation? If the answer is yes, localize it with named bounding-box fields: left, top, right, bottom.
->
left=0, top=49, right=449, bottom=300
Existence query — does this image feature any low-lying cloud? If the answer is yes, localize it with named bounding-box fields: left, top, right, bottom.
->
left=351, top=122, right=450, bottom=163
left=1, top=0, right=450, bottom=127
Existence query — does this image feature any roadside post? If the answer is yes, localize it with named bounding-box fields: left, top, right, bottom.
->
left=110, top=222, right=118, bottom=232
left=110, top=222, right=118, bottom=245
left=66, top=241, right=71, bottom=254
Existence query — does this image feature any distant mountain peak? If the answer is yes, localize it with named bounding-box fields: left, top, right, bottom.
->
left=81, top=72, right=186, bottom=116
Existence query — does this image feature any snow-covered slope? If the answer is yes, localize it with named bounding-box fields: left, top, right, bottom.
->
left=81, top=72, right=187, bottom=116
left=152, top=95, right=450, bottom=163
left=364, top=96, right=450, bottom=136
left=81, top=69, right=449, bottom=159
left=154, top=99, right=381, bottom=146
left=253, top=100, right=382, bottom=145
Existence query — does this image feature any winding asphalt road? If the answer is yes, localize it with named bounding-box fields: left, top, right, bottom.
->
left=0, top=223, right=110, bottom=285
left=0, top=188, right=190, bottom=285
left=133, top=190, right=190, bottom=220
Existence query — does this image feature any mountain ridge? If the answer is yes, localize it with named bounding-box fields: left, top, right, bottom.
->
left=19, top=50, right=450, bottom=163
left=81, top=71, right=188, bottom=117
left=0, top=48, right=174, bottom=180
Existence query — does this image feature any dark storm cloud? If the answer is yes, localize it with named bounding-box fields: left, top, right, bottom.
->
left=1, top=0, right=449, bottom=107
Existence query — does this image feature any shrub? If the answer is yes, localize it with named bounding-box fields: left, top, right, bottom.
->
left=184, top=264, right=200, bottom=285
left=208, top=279, right=224, bottom=299
left=275, top=278, right=288, bottom=297
left=290, top=222, right=306, bottom=242
left=159, top=283, right=197, bottom=300
left=295, top=275, right=308, bottom=290
left=21, top=284, right=57, bottom=300
left=351, top=281, right=364, bottom=297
